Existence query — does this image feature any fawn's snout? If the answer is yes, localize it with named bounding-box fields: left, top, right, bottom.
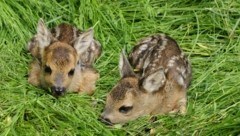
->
left=51, top=86, right=66, bottom=96
left=100, top=113, right=113, bottom=125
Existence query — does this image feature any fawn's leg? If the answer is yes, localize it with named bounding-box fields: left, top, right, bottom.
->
left=28, top=60, right=41, bottom=86
left=78, top=68, right=99, bottom=95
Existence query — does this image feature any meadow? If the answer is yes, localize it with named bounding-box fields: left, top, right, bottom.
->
left=0, top=0, right=239, bottom=135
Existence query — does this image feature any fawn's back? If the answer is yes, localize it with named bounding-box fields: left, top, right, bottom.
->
left=129, top=34, right=191, bottom=89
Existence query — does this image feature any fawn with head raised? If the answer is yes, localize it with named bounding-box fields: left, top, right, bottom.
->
left=101, top=34, right=191, bottom=124
left=27, top=19, right=101, bottom=96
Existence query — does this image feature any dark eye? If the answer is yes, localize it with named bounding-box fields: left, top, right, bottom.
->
left=68, top=69, right=75, bottom=76
left=44, top=66, right=52, bottom=74
left=119, top=106, right=133, bottom=114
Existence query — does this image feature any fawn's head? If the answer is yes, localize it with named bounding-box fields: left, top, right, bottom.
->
left=34, top=19, right=94, bottom=96
left=101, top=51, right=166, bottom=124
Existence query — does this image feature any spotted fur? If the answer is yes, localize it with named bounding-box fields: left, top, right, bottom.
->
left=27, top=19, right=101, bottom=96
left=101, top=34, right=192, bottom=124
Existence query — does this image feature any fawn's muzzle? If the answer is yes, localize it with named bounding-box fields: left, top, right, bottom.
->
left=99, top=115, right=113, bottom=125
left=51, top=86, right=66, bottom=96
left=101, top=117, right=113, bottom=125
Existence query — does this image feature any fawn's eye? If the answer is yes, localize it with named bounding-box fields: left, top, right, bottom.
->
left=68, top=69, right=75, bottom=76
left=119, top=106, right=133, bottom=114
left=44, top=66, right=52, bottom=74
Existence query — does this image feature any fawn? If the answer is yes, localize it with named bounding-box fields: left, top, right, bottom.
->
left=101, top=34, right=191, bottom=124
left=27, top=19, right=101, bottom=96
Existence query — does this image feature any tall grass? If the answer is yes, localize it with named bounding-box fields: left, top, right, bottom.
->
left=0, top=0, right=239, bottom=135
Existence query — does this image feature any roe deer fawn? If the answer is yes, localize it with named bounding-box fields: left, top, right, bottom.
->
left=27, top=19, right=101, bottom=96
left=101, top=34, right=191, bottom=124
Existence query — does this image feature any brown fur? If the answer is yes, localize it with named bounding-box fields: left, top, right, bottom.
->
left=28, top=60, right=41, bottom=86
left=76, top=68, right=99, bottom=95
left=44, top=42, right=77, bottom=68
left=51, top=23, right=80, bottom=45
left=27, top=19, right=101, bottom=96
left=40, top=42, right=77, bottom=89
left=101, top=34, right=191, bottom=124
left=110, top=77, right=138, bottom=101
left=28, top=37, right=41, bottom=59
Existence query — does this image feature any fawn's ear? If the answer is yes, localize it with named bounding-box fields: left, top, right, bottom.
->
left=119, top=50, right=135, bottom=78
left=36, top=18, right=52, bottom=48
left=141, top=68, right=166, bottom=93
left=74, top=28, right=94, bottom=55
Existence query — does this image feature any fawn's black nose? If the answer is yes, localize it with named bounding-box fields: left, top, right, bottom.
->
left=51, top=86, right=66, bottom=96
left=99, top=115, right=112, bottom=125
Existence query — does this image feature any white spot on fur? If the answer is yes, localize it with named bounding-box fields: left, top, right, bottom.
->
left=180, top=52, right=185, bottom=58
left=139, top=44, right=148, bottom=52
left=167, top=56, right=180, bottom=67
left=167, top=59, right=175, bottom=67
left=153, top=38, right=167, bottom=60
left=139, top=37, right=152, bottom=44
left=153, top=58, right=158, bottom=63
left=150, top=67, right=156, bottom=71
left=55, top=27, right=60, bottom=38
left=142, top=57, right=151, bottom=76
left=151, top=63, right=156, bottom=67
left=164, top=68, right=169, bottom=73
left=177, top=76, right=185, bottom=87
left=160, top=33, right=166, bottom=38
left=177, top=66, right=188, bottom=79
left=73, top=27, right=78, bottom=40
left=160, top=34, right=167, bottom=47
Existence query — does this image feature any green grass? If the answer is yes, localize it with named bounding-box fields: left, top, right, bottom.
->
left=0, top=0, right=240, bottom=135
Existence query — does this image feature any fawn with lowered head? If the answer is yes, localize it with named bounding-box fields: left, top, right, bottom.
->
left=101, top=34, right=191, bottom=124
left=27, top=19, right=101, bottom=96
